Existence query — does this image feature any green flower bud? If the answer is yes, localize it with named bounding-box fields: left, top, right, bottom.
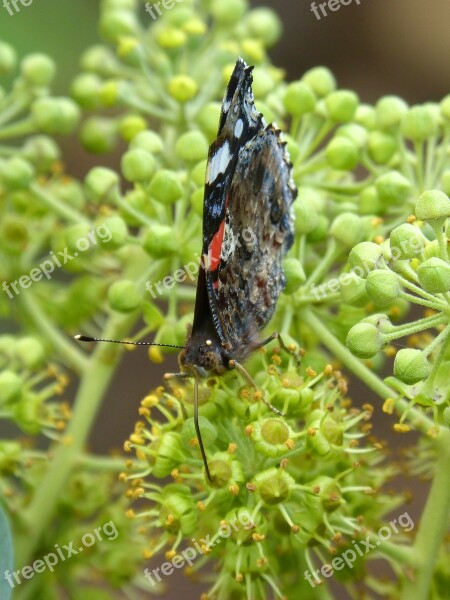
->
left=360, top=313, right=393, bottom=332
left=440, top=170, right=450, bottom=196
left=167, top=74, right=198, bottom=103
left=250, top=67, right=274, bottom=98
left=182, top=17, right=208, bottom=37
left=375, top=171, right=412, bottom=206
left=443, top=406, right=450, bottom=427
left=80, top=45, right=118, bottom=76
left=190, top=187, right=204, bottom=217
left=191, top=159, right=208, bottom=187
left=175, top=130, right=208, bottom=162
left=325, top=90, right=359, bottom=123
left=0, top=158, right=34, bottom=190
left=142, top=224, right=177, bottom=258
left=240, top=38, right=266, bottom=63
left=254, top=468, right=294, bottom=506
left=336, top=123, right=368, bottom=148
left=31, top=98, right=80, bottom=135
left=375, top=96, right=408, bottom=129
left=0, top=216, right=29, bottom=254
left=147, top=170, right=183, bottom=205
left=283, top=258, right=306, bottom=294
left=80, top=117, right=118, bottom=154
left=99, top=9, right=137, bottom=43
left=196, top=102, right=221, bottom=141
left=366, top=270, right=402, bottom=306
left=20, top=53, right=55, bottom=87
left=0, top=441, right=21, bottom=472
left=22, top=135, right=60, bottom=171
left=330, top=213, right=364, bottom=248
left=156, top=26, right=187, bottom=49
left=326, top=137, right=359, bottom=170
left=121, top=149, right=156, bottom=182
left=154, top=323, right=181, bottom=351
left=310, top=476, right=343, bottom=512
left=339, top=273, right=369, bottom=306
left=245, top=8, right=282, bottom=46
left=355, top=103, right=376, bottom=130
left=0, top=371, right=22, bottom=404
left=65, top=223, right=95, bottom=255
left=359, top=186, right=382, bottom=215
left=70, top=73, right=102, bottom=109
left=348, top=242, right=383, bottom=276
left=389, top=224, right=425, bottom=259
left=394, top=349, right=430, bottom=384
left=130, top=130, right=163, bottom=154
left=98, top=80, right=121, bottom=106
left=417, top=257, right=450, bottom=293
left=283, top=81, right=316, bottom=117
left=211, top=0, right=247, bottom=25
left=16, top=337, right=45, bottom=368
left=302, top=66, right=336, bottom=98
left=306, top=215, right=329, bottom=243
left=165, top=5, right=196, bottom=26
left=415, top=189, right=450, bottom=221
left=252, top=418, right=291, bottom=458
left=440, top=95, right=450, bottom=120
left=13, top=392, right=41, bottom=435
left=402, top=106, right=438, bottom=142
left=96, top=216, right=128, bottom=249
left=0, top=41, right=17, bottom=75
left=346, top=322, right=384, bottom=358
left=282, top=133, right=300, bottom=163
left=108, top=280, right=141, bottom=312
left=84, top=167, right=119, bottom=203
left=367, top=131, right=397, bottom=164
left=118, top=114, right=147, bottom=142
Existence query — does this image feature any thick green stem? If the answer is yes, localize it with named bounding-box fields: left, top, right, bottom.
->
left=399, top=430, right=450, bottom=600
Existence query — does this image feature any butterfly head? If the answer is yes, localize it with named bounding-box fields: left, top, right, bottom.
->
left=179, top=336, right=228, bottom=377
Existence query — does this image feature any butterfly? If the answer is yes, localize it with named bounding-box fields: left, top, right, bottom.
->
left=76, top=58, right=297, bottom=481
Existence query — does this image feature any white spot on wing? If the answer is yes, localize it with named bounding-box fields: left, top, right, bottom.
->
left=206, top=141, right=232, bottom=184
left=234, top=119, right=244, bottom=138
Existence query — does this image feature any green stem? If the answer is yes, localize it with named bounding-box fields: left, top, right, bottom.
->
left=30, top=183, right=90, bottom=225
left=399, top=430, right=450, bottom=600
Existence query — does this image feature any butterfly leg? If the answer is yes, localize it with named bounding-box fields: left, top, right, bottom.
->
left=257, top=332, right=301, bottom=366
left=229, top=359, right=284, bottom=417
left=163, top=372, right=212, bottom=482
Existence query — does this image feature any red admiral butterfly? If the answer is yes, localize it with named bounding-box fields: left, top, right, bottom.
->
left=76, top=58, right=297, bottom=481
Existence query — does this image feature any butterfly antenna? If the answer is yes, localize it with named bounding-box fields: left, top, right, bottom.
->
left=193, top=377, right=212, bottom=482
left=74, top=335, right=185, bottom=350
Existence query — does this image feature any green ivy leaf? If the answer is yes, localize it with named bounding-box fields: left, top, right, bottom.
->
left=0, top=504, right=14, bottom=600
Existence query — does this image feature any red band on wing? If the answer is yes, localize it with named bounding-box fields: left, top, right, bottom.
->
left=208, top=217, right=226, bottom=273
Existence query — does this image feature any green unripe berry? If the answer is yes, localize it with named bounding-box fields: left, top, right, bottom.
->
left=330, top=213, right=364, bottom=248
left=118, top=114, right=147, bottom=142
left=130, top=130, right=164, bottom=154
left=80, top=117, right=118, bottom=153
left=283, top=258, right=306, bottom=294
left=440, top=170, right=450, bottom=196
left=251, top=67, right=275, bottom=98
left=196, top=102, right=221, bottom=141
left=99, top=9, right=137, bottom=43
left=336, top=123, right=368, bottom=148
left=98, top=80, right=121, bottom=107
left=417, top=258, right=450, bottom=293
left=415, top=190, right=450, bottom=221
left=283, top=82, right=316, bottom=117
left=306, top=215, right=329, bottom=243
left=255, top=468, right=294, bottom=506
left=31, top=98, right=80, bottom=135
left=121, top=149, right=156, bottom=182
left=346, top=323, right=384, bottom=358
left=80, top=45, right=118, bottom=76
left=108, top=280, right=141, bottom=312
left=190, top=187, right=204, bottom=217
left=148, top=170, right=183, bottom=205
left=394, top=349, right=430, bottom=384
left=22, top=135, right=60, bottom=171
left=355, top=104, right=376, bottom=130
left=175, top=131, right=208, bottom=162
left=70, top=73, right=102, bottom=109
left=0, top=41, right=17, bottom=75
left=155, top=26, right=187, bottom=49
left=16, top=337, right=45, bottom=368
left=389, top=224, right=425, bottom=259
left=348, top=242, right=383, bottom=276
left=65, top=223, right=95, bottom=255
left=96, top=216, right=128, bottom=249
left=402, top=106, right=438, bottom=142
left=84, top=167, right=119, bottom=203
left=142, top=225, right=177, bottom=258
left=0, top=158, right=34, bottom=190
left=359, top=186, right=382, bottom=215
left=302, top=66, right=336, bottom=97
left=211, top=0, right=247, bottom=26
left=325, top=90, right=359, bottom=123
left=375, top=96, right=408, bottom=129
left=440, top=95, right=450, bottom=120
left=245, top=8, right=282, bottom=47
left=366, top=270, right=402, bottom=306
left=367, top=131, right=397, bottom=164
left=20, top=53, right=55, bottom=87
left=326, top=137, right=359, bottom=170
left=375, top=171, right=412, bottom=205
left=191, top=159, right=208, bottom=187
left=0, top=371, right=22, bottom=404
left=168, top=75, right=198, bottom=103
